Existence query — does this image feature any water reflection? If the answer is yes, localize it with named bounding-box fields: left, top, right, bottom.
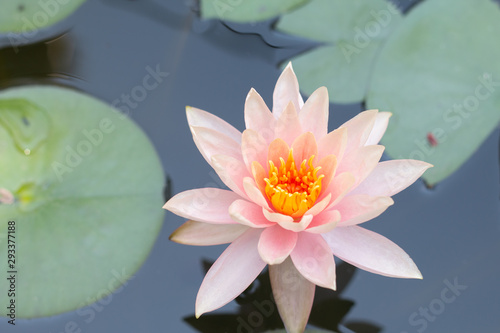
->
left=185, top=259, right=381, bottom=333
left=0, top=32, right=81, bottom=88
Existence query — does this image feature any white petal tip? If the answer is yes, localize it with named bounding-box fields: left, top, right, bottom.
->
left=195, top=304, right=207, bottom=319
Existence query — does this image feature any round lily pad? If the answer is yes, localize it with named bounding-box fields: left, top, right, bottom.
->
left=366, top=0, right=500, bottom=185
left=0, top=85, right=165, bottom=318
left=0, top=0, right=86, bottom=33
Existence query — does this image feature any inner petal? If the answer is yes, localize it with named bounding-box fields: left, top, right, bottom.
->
left=263, top=149, right=324, bottom=218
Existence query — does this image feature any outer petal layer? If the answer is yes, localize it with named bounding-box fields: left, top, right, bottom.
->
left=211, top=155, right=249, bottom=198
left=196, top=229, right=265, bottom=317
left=365, top=112, right=392, bottom=146
left=270, top=257, right=315, bottom=333
left=170, top=221, right=248, bottom=246
left=244, top=88, right=275, bottom=143
left=186, top=106, right=241, bottom=143
left=190, top=126, right=242, bottom=165
left=336, top=145, right=385, bottom=188
left=323, top=226, right=422, bottom=279
left=336, top=195, right=394, bottom=227
left=163, top=188, right=240, bottom=224
left=351, top=160, right=433, bottom=197
left=339, top=109, right=378, bottom=153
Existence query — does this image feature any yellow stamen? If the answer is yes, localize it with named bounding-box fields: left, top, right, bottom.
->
left=264, top=150, right=323, bottom=218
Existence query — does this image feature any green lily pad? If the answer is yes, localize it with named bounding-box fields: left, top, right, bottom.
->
left=200, top=0, right=309, bottom=22
left=0, top=85, right=164, bottom=318
left=0, top=0, right=86, bottom=33
left=276, top=0, right=402, bottom=103
left=366, top=0, right=500, bottom=185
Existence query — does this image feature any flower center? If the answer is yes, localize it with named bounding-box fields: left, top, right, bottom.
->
left=264, top=149, right=323, bottom=218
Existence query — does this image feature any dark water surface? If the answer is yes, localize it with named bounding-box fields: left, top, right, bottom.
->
left=1, top=0, right=499, bottom=332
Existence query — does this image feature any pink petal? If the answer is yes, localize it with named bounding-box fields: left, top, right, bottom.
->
left=163, top=188, right=240, bottom=224
left=186, top=106, right=241, bottom=144
left=365, top=112, right=392, bottom=146
left=298, top=86, right=329, bottom=140
left=317, top=154, right=337, bottom=191
left=242, top=177, right=271, bottom=210
left=241, top=129, right=268, bottom=172
left=211, top=154, right=250, bottom=198
left=170, top=220, right=248, bottom=246
left=323, top=226, right=422, bottom=279
left=318, top=127, right=347, bottom=162
left=195, top=229, right=265, bottom=317
left=269, top=257, right=315, bottom=333
left=229, top=200, right=275, bottom=228
left=339, top=109, right=378, bottom=154
left=291, top=132, right=318, bottom=165
left=306, top=209, right=341, bottom=234
left=323, top=172, right=356, bottom=209
left=258, top=225, right=298, bottom=265
left=336, top=145, right=384, bottom=189
left=276, top=214, right=313, bottom=232
left=244, top=88, right=276, bottom=143
left=336, top=195, right=394, bottom=227
left=273, top=62, right=304, bottom=119
left=274, top=101, right=303, bottom=146
left=290, top=232, right=336, bottom=289
left=268, top=138, right=290, bottom=168
left=351, top=160, right=433, bottom=197
left=190, top=126, right=242, bottom=165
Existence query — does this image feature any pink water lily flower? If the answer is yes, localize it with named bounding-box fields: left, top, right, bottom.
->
left=164, top=63, right=431, bottom=333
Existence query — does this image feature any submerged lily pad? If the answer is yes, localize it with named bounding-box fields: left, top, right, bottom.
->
left=0, top=86, right=165, bottom=317
left=366, top=0, right=500, bottom=185
left=0, top=0, right=86, bottom=33
left=276, top=0, right=402, bottom=103
left=200, top=0, right=309, bottom=22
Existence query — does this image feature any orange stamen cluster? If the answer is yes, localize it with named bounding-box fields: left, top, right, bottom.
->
left=264, top=150, right=323, bottom=218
